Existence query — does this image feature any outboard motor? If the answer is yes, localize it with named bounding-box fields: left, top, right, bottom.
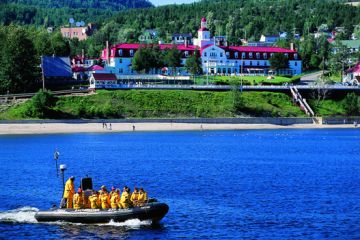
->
left=81, top=177, right=93, bottom=207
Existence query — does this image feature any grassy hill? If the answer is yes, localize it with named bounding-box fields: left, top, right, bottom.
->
left=0, top=90, right=305, bottom=119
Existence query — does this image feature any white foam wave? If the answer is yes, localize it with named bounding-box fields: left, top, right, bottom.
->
left=0, top=206, right=39, bottom=223
left=103, top=219, right=152, bottom=228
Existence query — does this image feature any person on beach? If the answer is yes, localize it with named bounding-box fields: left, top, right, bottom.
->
left=109, top=123, right=112, bottom=130
left=73, top=188, right=83, bottom=209
left=132, top=125, right=135, bottom=131
left=62, top=176, right=75, bottom=208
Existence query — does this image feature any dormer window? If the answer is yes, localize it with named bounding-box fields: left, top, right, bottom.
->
left=294, top=53, right=298, bottom=60
left=256, top=53, right=260, bottom=59
left=235, top=52, right=239, bottom=58
left=226, top=52, right=230, bottom=58
left=242, top=52, right=246, bottom=59
left=284, top=53, right=289, bottom=58
left=119, top=49, right=123, bottom=56
left=263, top=53, right=267, bottom=59
left=185, top=51, right=189, bottom=57
left=130, top=50, right=134, bottom=57
left=249, top=52, right=253, bottom=58
left=270, top=53, right=274, bottom=58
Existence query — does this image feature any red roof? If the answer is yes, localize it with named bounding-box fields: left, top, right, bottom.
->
left=347, top=62, right=360, bottom=73
left=87, top=65, right=104, bottom=71
left=226, top=46, right=296, bottom=53
left=201, top=17, right=206, bottom=22
left=113, top=43, right=196, bottom=51
left=92, top=73, right=117, bottom=81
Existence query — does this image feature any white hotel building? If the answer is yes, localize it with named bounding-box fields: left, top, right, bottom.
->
left=101, top=18, right=302, bottom=77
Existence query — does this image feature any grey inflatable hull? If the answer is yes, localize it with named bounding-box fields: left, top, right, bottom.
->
left=35, top=202, right=169, bottom=224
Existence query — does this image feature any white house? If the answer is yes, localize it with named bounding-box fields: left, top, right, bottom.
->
left=100, top=18, right=302, bottom=77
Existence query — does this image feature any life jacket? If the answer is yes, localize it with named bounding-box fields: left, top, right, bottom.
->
left=73, top=193, right=83, bottom=209
left=100, top=192, right=110, bottom=209
left=89, top=194, right=99, bottom=209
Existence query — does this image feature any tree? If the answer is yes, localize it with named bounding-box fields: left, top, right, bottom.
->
left=50, top=32, right=70, bottom=56
left=343, top=92, right=360, bottom=116
left=329, top=40, right=351, bottom=77
left=131, top=45, right=162, bottom=73
left=310, top=75, right=332, bottom=107
left=0, top=26, right=38, bottom=93
left=163, top=45, right=181, bottom=76
left=185, top=49, right=202, bottom=81
left=353, top=24, right=360, bottom=40
left=269, top=53, right=289, bottom=72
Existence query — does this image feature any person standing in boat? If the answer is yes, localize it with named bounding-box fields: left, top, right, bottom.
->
left=73, top=188, right=83, bottom=209
left=62, top=176, right=75, bottom=208
left=130, top=188, right=139, bottom=207
left=100, top=185, right=111, bottom=209
left=137, top=188, right=148, bottom=206
left=120, top=186, right=132, bottom=209
left=110, top=189, right=120, bottom=209
left=89, top=190, right=99, bottom=209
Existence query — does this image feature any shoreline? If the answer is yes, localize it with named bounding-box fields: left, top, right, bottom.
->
left=0, top=122, right=357, bottom=135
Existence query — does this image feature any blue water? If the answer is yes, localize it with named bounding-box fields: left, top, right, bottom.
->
left=1, top=129, right=360, bottom=239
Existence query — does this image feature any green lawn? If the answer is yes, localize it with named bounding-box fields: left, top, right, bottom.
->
left=195, top=75, right=299, bottom=85
left=0, top=90, right=305, bottom=119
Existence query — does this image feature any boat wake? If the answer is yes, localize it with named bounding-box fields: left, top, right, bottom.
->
left=103, top=219, right=152, bottom=228
left=0, top=206, right=39, bottom=223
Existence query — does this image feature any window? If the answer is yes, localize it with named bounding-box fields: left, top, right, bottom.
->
left=130, top=50, right=134, bottom=57
left=220, top=53, right=223, bottom=57
left=204, top=52, right=207, bottom=57
left=249, top=52, right=253, bottom=58
left=257, top=61, right=260, bottom=66
left=256, top=53, right=260, bottom=59
left=119, top=68, right=123, bottom=73
left=270, top=53, right=274, bottom=58
left=263, top=53, right=267, bottom=59
left=235, top=52, right=239, bottom=58
left=249, top=61, right=252, bottom=66
left=242, top=52, right=246, bottom=59
left=284, top=53, right=289, bottom=58
left=185, top=51, right=189, bottom=57
left=295, top=62, right=298, bottom=66
left=226, top=52, right=230, bottom=57
left=294, top=54, right=298, bottom=60
left=119, top=49, right=123, bottom=56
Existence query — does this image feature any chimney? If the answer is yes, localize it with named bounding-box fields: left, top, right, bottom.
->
left=290, top=42, right=294, bottom=51
left=106, top=41, right=110, bottom=65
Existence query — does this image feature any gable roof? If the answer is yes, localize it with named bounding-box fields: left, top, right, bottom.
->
left=42, top=56, right=72, bottom=78
left=347, top=62, right=360, bottom=73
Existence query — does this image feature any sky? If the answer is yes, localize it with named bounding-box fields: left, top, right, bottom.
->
left=151, top=0, right=200, bottom=6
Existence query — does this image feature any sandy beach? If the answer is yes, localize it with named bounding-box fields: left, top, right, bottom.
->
left=0, top=122, right=356, bottom=135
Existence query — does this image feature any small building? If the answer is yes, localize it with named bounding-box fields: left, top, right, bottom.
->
left=89, top=73, right=118, bottom=89
left=60, top=23, right=96, bottom=41
left=41, top=56, right=73, bottom=85
left=172, top=33, right=193, bottom=45
left=345, top=62, right=360, bottom=84
left=259, top=35, right=279, bottom=44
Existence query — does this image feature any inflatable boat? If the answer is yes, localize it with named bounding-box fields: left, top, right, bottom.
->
left=35, top=176, right=169, bottom=224
left=35, top=201, right=169, bottom=224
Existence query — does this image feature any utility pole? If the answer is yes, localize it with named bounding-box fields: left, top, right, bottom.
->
left=41, top=56, right=45, bottom=91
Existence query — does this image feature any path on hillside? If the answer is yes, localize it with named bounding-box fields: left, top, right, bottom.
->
left=300, top=71, right=325, bottom=85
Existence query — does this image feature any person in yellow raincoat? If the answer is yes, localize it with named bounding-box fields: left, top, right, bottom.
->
left=130, top=187, right=139, bottom=207
left=100, top=185, right=111, bottom=209
left=62, top=176, right=75, bottom=208
left=120, top=186, right=132, bottom=209
left=110, top=189, right=120, bottom=209
left=73, top=188, right=83, bottom=209
left=137, top=188, right=148, bottom=206
left=88, top=190, right=99, bottom=209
